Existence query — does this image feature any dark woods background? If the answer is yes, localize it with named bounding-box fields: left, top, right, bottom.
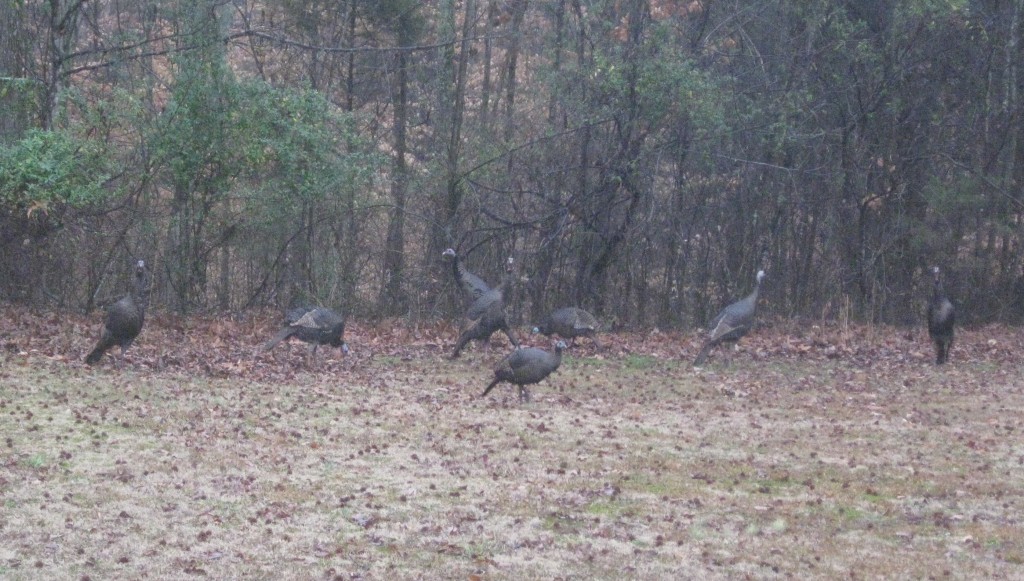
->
left=2, top=0, right=1022, bottom=329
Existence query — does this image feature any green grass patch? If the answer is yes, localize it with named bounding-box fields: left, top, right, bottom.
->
left=24, top=453, right=48, bottom=469
left=623, top=354, right=659, bottom=369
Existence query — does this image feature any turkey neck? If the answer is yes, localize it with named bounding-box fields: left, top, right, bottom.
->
left=450, top=255, right=462, bottom=284
left=497, top=263, right=514, bottom=291
left=744, top=279, right=761, bottom=309
left=133, top=272, right=151, bottom=312
left=552, top=344, right=564, bottom=364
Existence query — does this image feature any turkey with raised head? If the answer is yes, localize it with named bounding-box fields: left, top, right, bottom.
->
left=85, top=260, right=150, bottom=366
left=693, top=270, right=765, bottom=366
left=442, top=248, right=519, bottom=358
left=533, top=307, right=601, bottom=348
left=927, top=266, right=955, bottom=365
left=482, top=340, right=567, bottom=404
left=261, top=306, right=349, bottom=365
left=443, top=247, right=490, bottom=303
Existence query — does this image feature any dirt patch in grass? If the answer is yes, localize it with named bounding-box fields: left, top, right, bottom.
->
left=2, top=314, right=1024, bottom=578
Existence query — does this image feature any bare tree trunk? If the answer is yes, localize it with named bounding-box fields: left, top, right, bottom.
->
left=41, top=0, right=85, bottom=129
left=548, top=0, right=566, bottom=124
left=339, top=0, right=360, bottom=305
left=1006, top=0, right=1022, bottom=312
left=575, top=0, right=648, bottom=311
left=0, top=1, right=39, bottom=301
left=218, top=245, right=230, bottom=310
left=481, top=0, right=496, bottom=131
left=167, top=183, right=193, bottom=313
left=345, top=0, right=358, bottom=112
left=502, top=0, right=528, bottom=142
left=441, top=0, right=475, bottom=236
left=378, top=22, right=412, bottom=316
left=426, top=0, right=477, bottom=318
left=0, top=1, right=33, bottom=139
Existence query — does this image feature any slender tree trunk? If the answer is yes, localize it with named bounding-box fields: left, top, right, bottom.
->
left=167, top=183, right=193, bottom=313
left=42, top=0, right=86, bottom=129
left=571, top=0, right=591, bottom=306
left=548, top=0, right=566, bottom=124
left=426, top=0, right=477, bottom=317
left=442, top=0, right=475, bottom=234
left=481, top=0, right=496, bottom=131
left=1005, top=0, right=1022, bottom=307
left=218, top=245, right=230, bottom=310
left=0, top=1, right=33, bottom=139
left=379, top=24, right=412, bottom=315
left=339, top=0, right=360, bottom=304
left=502, top=0, right=528, bottom=142
left=575, top=0, right=648, bottom=310
left=345, top=0, right=358, bottom=112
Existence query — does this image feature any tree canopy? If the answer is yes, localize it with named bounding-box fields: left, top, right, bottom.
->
left=1, top=0, right=1021, bottom=326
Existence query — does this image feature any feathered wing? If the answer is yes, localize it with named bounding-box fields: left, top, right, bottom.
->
left=565, top=308, right=599, bottom=345
left=264, top=307, right=347, bottom=353
left=492, top=259, right=518, bottom=347
left=455, top=261, right=491, bottom=301
left=451, top=258, right=518, bottom=357
left=570, top=308, right=599, bottom=332
left=927, top=268, right=955, bottom=364
left=86, top=299, right=129, bottom=363
left=106, top=298, right=144, bottom=337
left=537, top=307, right=600, bottom=347
left=467, top=258, right=515, bottom=321
left=481, top=345, right=563, bottom=401
left=693, top=307, right=741, bottom=366
left=693, top=271, right=763, bottom=366
left=693, top=306, right=751, bottom=365
left=706, top=305, right=751, bottom=343
left=85, top=261, right=148, bottom=365
left=291, top=309, right=323, bottom=329
left=932, top=309, right=954, bottom=364
left=927, top=299, right=955, bottom=337
left=466, top=288, right=502, bottom=321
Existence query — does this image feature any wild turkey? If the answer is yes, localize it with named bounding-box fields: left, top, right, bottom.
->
left=261, top=306, right=349, bottom=364
left=533, top=307, right=601, bottom=348
left=693, top=270, right=765, bottom=366
left=482, top=340, right=567, bottom=403
left=85, top=260, right=150, bottom=366
left=442, top=248, right=519, bottom=358
left=927, top=266, right=955, bottom=365
left=443, top=248, right=491, bottom=303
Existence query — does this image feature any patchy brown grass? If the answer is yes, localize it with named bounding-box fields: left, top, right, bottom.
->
left=1, top=309, right=1023, bottom=579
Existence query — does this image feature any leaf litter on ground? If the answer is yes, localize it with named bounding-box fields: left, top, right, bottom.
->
left=1, top=305, right=1023, bottom=579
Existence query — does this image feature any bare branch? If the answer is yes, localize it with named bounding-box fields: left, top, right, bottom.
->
left=224, top=28, right=507, bottom=55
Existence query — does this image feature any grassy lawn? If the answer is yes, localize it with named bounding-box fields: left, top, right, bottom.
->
left=2, top=326, right=1023, bottom=579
